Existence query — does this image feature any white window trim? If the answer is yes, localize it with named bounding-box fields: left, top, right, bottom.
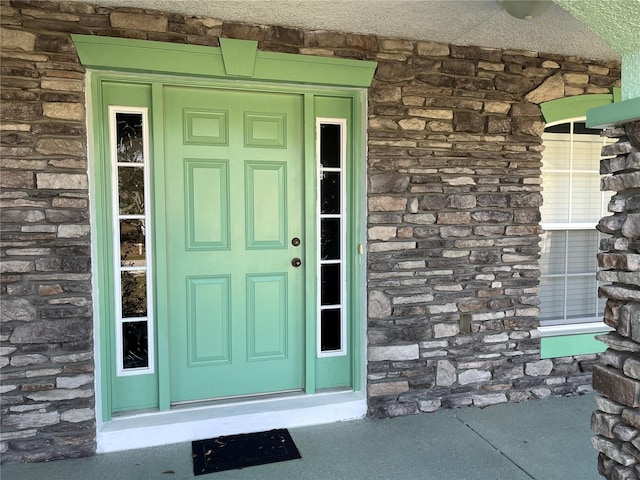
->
left=537, top=322, right=613, bottom=337
left=109, top=106, right=155, bottom=376
left=539, top=116, right=609, bottom=328
left=541, top=223, right=598, bottom=230
left=316, top=117, right=348, bottom=358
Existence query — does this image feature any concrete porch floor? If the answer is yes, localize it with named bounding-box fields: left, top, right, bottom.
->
left=2, top=393, right=599, bottom=480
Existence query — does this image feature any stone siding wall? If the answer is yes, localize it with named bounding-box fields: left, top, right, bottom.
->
left=1, top=1, right=95, bottom=463
left=0, top=0, right=621, bottom=462
left=365, top=43, right=618, bottom=416
left=592, top=121, right=640, bottom=479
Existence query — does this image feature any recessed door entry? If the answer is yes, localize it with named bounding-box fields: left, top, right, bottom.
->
left=98, top=79, right=360, bottom=416
left=163, top=87, right=305, bottom=402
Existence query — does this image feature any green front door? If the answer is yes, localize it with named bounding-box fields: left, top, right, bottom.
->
left=163, top=86, right=305, bottom=403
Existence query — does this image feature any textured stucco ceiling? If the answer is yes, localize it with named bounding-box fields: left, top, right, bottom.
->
left=555, top=0, right=640, bottom=55
left=75, top=0, right=627, bottom=61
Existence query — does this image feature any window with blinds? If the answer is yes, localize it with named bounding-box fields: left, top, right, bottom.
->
left=539, top=120, right=612, bottom=326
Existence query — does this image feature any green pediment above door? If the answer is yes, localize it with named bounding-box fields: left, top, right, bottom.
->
left=71, top=34, right=377, bottom=87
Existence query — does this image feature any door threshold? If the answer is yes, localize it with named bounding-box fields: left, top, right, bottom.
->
left=170, top=388, right=304, bottom=408
left=97, top=389, right=366, bottom=453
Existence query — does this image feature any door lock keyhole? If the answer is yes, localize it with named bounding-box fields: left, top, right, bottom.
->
left=291, top=237, right=301, bottom=247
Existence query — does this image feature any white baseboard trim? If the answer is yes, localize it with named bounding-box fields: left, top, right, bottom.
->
left=97, top=390, right=366, bottom=453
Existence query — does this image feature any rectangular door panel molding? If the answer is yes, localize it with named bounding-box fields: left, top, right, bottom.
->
left=183, top=109, right=228, bottom=146
left=244, top=112, right=286, bottom=148
left=245, top=161, right=287, bottom=249
left=186, top=276, right=231, bottom=366
left=247, top=273, right=288, bottom=361
left=184, top=158, right=230, bottom=250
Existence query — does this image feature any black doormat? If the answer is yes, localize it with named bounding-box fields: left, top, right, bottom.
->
left=191, top=428, right=302, bottom=476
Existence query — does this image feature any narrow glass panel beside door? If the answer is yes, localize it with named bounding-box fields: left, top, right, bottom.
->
left=320, top=264, right=341, bottom=305
left=320, top=172, right=341, bottom=214
left=120, top=219, right=146, bottom=267
left=118, top=167, right=145, bottom=215
left=110, top=107, right=154, bottom=376
left=320, top=309, right=342, bottom=351
left=320, top=218, right=341, bottom=260
left=122, top=321, right=149, bottom=369
left=317, top=120, right=347, bottom=356
left=120, top=271, right=148, bottom=318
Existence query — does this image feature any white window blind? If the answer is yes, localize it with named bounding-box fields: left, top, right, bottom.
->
left=539, top=120, right=612, bottom=326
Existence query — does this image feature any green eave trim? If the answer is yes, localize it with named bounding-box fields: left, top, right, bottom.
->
left=540, top=93, right=614, bottom=124
left=71, top=35, right=377, bottom=88
left=540, top=333, right=607, bottom=359
left=587, top=97, right=640, bottom=129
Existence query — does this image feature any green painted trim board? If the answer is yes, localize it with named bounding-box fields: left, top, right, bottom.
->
left=587, top=97, right=640, bottom=128
left=150, top=83, right=171, bottom=411
left=90, top=74, right=113, bottom=422
left=613, top=87, right=622, bottom=104
left=71, top=35, right=377, bottom=87
left=350, top=92, right=365, bottom=392
left=303, top=93, right=317, bottom=395
left=540, top=333, right=607, bottom=359
left=541, top=94, right=614, bottom=124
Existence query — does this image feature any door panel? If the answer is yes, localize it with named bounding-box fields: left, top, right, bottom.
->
left=163, top=86, right=304, bottom=403
left=247, top=274, right=288, bottom=360
left=245, top=162, right=286, bottom=248
left=186, top=275, right=230, bottom=365
left=185, top=159, right=229, bottom=249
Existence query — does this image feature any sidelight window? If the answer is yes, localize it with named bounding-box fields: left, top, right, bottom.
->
left=109, top=107, right=154, bottom=375
left=317, top=119, right=347, bottom=356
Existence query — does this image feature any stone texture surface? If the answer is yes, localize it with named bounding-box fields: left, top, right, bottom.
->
left=593, top=121, right=640, bottom=480
left=593, top=365, right=640, bottom=408
left=365, top=24, right=615, bottom=420
left=368, top=344, right=419, bottom=361
left=1, top=0, right=96, bottom=464
left=0, top=0, right=623, bottom=465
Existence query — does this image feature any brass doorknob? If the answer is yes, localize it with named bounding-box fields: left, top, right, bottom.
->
left=291, top=258, right=302, bottom=267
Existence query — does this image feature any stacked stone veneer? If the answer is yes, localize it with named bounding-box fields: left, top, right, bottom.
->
left=592, top=121, right=640, bottom=479
left=0, top=0, right=621, bottom=462
left=364, top=44, right=618, bottom=415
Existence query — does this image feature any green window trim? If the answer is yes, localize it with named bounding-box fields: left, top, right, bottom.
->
left=540, top=90, right=617, bottom=124
left=587, top=97, right=640, bottom=129
left=71, top=35, right=377, bottom=88
left=538, top=92, right=618, bottom=359
left=540, top=333, right=608, bottom=359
